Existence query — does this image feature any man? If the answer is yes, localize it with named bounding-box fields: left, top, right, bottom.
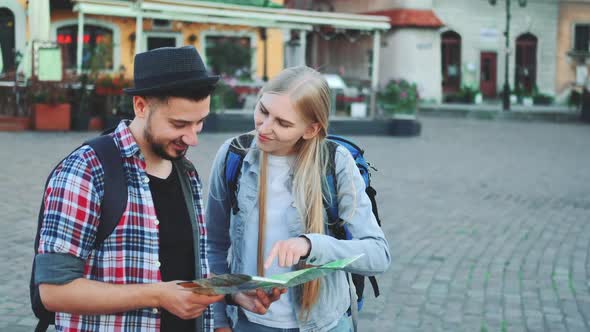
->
left=34, top=46, right=281, bottom=332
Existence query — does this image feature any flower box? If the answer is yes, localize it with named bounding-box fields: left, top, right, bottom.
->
left=33, top=103, right=71, bottom=131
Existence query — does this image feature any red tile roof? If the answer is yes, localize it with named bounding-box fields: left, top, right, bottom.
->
left=366, top=9, right=444, bottom=29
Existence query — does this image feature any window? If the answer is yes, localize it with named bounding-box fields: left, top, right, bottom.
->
left=574, top=24, right=590, bottom=52
left=205, top=35, right=252, bottom=79
left=56, top=24, right=114, bottom=70
left=152, top=19, right=172, bottom=30
left=203, top=33, right=258, bottom=111
left=441, top=30, right=461, bottom=93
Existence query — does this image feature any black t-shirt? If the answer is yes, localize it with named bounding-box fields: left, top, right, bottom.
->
left=148, top=164, right=196, bottom=332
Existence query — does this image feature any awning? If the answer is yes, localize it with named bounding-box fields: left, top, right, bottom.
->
left=72, top=0, right=390, bottom=31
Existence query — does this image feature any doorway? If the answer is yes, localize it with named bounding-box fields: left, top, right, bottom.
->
left=479, top=52, right=497, bottom=98
left=515, top=33, right=537, bottom=94
left=441, top=30, right=461, bottom=94
left=0, top=7, right=15, bottom=73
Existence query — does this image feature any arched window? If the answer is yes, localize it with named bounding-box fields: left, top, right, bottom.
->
left=441, top=30, right=461, bottom=93
left=56, top=24, right=114, bottom=70
left=0, top=7, right=15, bottom=73
left=515, top=33, right=537, bottom=93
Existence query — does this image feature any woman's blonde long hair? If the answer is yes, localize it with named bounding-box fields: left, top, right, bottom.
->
left=256, top=66, right=331, bottom=317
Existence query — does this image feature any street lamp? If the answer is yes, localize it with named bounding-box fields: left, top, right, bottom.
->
left=489, top=0, right=527, bottom=111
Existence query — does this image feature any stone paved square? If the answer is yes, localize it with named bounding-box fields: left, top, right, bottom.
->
left=0, top=117, right=589, bottom=331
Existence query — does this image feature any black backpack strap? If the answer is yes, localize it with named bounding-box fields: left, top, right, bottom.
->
left=31, top=157, right=68, bottom=329
left=365, top=186, right=381, bottom=227
left=172, top=158, right=205, bottom=332
left=369, top=276, right=380, bottom=297
left=84, top=134, right=128, bottom=248
left=224, top=134, right=255, bottom=215
left=31, top=133, right=126, bottom=331
left=35, top=319, right=50, bottom=332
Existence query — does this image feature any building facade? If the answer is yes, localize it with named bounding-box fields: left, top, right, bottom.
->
left=434, top=0, right=559, bottom=101
left=300, top=0, right=561, bottom=104
left=0, top=0, right=388, bottom=116
left=0, top=0, right=288, bottom=81
left=556, top=0, right=590, bottom=100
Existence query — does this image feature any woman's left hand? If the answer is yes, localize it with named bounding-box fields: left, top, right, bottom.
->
left=233, top=288, right=286, bottom=315
left=264, top=236, right=311, bottom=269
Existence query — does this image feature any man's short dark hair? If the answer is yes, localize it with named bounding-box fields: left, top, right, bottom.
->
left=144, top=84, right=217, bottom=105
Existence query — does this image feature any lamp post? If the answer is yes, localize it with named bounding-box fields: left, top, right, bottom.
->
left=489, top=0, right=527, bottom=111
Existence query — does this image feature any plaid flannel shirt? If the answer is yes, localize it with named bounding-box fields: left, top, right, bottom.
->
left=38, top=121, right=212, bottom=332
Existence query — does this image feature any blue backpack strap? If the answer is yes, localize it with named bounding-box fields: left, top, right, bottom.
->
left=224, top=134, right=255, bottom=215
left=323, top=139, right=340, bottom=227
left=324, top=136, right=356, bottom=240
left=324, top=135, right=381, bottom=305
left=326, top=135, right=370, bottom=186
left=84, top=134, right=128, bottom=248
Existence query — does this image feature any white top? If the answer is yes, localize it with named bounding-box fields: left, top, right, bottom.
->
left=243, top=154, right=299, bottom=328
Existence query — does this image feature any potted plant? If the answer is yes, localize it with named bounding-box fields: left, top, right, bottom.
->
left=474, top=90, right=483, bottom=104
left=378, top=79, right=421, bottom=136
left=522, top=93, right=534, bottom=107
left=95, top=74, right=114, bottom=96
left=94, top=73, right=132, bottom=129
left=532, top=85, right=554, bottom=106
left=521, top=85, right=534, bottom=107
left=27, top=80, right=71, bottom=131
left=457, top=85, right=479, bottom=104
left=512, top=84, right=524, bottom=105
left=378, top=79, right=419, bottom=118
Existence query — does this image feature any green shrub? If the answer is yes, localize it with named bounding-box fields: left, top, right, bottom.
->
left=378, top=79, right=419, bottom=115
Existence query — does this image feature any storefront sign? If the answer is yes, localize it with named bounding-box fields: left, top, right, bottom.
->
left=38, top=47, right=62, bottom=81
left=480, top=28, right=499, bottom=42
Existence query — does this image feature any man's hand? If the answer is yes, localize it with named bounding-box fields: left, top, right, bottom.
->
left=231, top=288, right=286, bottom=315
left=157, top=281, right=223, bottom=320
left=214, top=328, right=232, bottom=332
left=264, top=237, right=311, bottom=269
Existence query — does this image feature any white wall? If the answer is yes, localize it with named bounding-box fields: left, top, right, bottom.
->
left=382, top=29, right=442, bottom=102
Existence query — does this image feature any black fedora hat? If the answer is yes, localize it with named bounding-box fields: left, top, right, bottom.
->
left=124, top=46, right=219, bottom=96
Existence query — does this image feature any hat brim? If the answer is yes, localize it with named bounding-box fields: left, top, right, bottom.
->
left=123, top=75, right=220, bottom=96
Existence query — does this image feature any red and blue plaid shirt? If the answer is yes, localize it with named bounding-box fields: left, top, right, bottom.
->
left=38, top=121, right=212, bottom=331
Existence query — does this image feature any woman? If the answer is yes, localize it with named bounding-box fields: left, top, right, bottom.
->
left=206, top=66, right=390, bottom=332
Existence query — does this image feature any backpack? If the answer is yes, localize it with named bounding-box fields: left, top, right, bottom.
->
left=224, top=134, right=382, bottom=311
left=30, top=133, right=128, bottom=332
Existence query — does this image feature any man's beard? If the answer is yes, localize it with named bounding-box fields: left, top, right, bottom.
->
left=144, top=123, right=186, bottom=161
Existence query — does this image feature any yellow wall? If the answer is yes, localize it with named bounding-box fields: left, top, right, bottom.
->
left=48, top=11, right=285, bottom=80
left=556, top=3, right=590, bottom=94
left=260, top=28, right=284, bottom=80
left=183, top=22, right=284, bottom=80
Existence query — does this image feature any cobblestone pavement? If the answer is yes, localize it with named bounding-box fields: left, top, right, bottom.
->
left=1, top=117, right=589, bottom=331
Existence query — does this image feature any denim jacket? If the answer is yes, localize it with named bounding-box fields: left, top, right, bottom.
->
left=206, top=137, right=391, bottom=332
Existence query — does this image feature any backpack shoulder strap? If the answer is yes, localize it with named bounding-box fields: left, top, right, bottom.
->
left=325, top=136, right=382, bottom=301
left=31, top=134, right=126, bottom=331
left=324, top=139, right=343, bottom=237
left=174, top=157, right=197, bottom=175
left=224, top=134, right=255, bottom=215
left=84, top=134, right=127, bottom=248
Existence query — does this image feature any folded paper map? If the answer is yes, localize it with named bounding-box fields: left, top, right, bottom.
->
left=178, top=254, right=363, bottom=295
